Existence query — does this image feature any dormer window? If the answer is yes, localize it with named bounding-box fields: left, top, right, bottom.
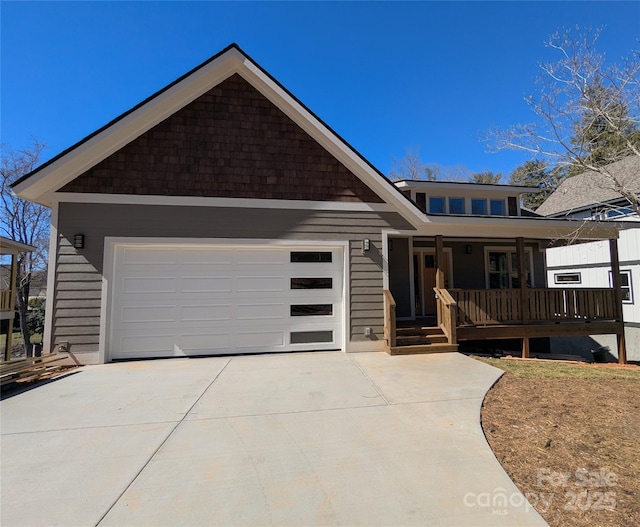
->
left=429, top=197, right=445, bottom=214
left=490, top=199, right=505, bottom=216
left=448, top=197, right=465, bottom=214
left=471, top=199, right=487, bottom=215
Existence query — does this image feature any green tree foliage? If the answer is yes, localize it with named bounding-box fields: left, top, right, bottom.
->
left=470, top=171, right=502, bottom=184
left=490, top=27, right=640, bottom=212
left=509, top=160, right=563, bottom=210
left=568, top=77, right=640, bottom=175
left=26, top=297, right=46, bottom=337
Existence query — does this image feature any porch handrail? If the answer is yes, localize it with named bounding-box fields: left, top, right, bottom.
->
left=383, top=289, right=397, bottom=348
left=450, top=287, right=618, bottom=326
left=434, top=287, right=457, bottom=345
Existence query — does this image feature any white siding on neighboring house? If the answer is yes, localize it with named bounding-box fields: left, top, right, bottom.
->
left=547, top=227, right=640, bottom=327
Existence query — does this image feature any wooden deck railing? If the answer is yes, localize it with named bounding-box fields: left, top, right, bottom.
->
left=0, top=289, right=12, bottom=312
left=449, top=288, right=619, bottom=326
left=434, top=288, right=457, bottom=344
left=383, top=289, right=396, bottom=348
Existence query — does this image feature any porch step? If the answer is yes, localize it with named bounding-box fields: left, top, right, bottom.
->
left=396, top=326, right=444, bottom=337
left=389, top=343, right=459, bottom=355
left=395, top=334, right=449, bottom=346
left=395, top=326, right=448, bottom=346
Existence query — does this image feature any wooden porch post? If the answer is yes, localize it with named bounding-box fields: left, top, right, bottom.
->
left=609, top=238, right=627, bottom=364
left=516, top=237, right=529, bottom=325
left=4, top=254, right=17, bottom=361
left=435, top=235, right=444, bottom=326
left=516, top=238, right=530, bottom=358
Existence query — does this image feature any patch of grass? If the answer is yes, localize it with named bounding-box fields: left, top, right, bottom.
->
left=0, top=332, right=42, bottom=346
left=475, top=356, right=640, bottom=381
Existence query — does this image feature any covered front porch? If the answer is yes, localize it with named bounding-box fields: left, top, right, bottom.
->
left=383, top=235, right=627, bottom=363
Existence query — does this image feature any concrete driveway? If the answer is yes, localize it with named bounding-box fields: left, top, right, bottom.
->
left=1, top=352, right=547, bottom=527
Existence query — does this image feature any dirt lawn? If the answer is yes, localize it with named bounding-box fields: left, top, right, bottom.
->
left=479, top=358, right=640, bottom=527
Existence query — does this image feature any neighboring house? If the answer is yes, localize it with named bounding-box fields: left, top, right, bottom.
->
left=537, top=156, right=640, bottom=361
left=1, top=237, right=35, bottom=360
left=12, top=44, right=628, bottom=365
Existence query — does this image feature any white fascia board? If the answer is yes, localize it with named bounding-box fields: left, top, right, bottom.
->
left=414, top=215, right=619, bottom=240
left=393, top=180, right=542, bottom=194
left=53, top=192, right=397, bottom=212
left=13, top=50, right=245, bottom=204
left=0, top=237, right=36, bottom=255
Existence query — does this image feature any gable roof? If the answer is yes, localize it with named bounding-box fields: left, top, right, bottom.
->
left=12, top=44, right=423, bottom=222
left=10, top=44, right=621, bottom=241
left=536, top=156, right=640, bottom=217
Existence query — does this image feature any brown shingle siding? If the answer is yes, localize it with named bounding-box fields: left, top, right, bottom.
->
left=59, top=74, right=384, bottom=203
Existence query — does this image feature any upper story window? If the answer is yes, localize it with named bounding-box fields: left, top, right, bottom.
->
left=471, top=198, right=487, bottom=215
left=448, top=197, right=465, bottom=214
left=508, top=196, right=518, bottom=216
left=429, top=197, right=445, bottom=214
left=490, top=199, right=505, bottom=216
left=415, top=192, right=427, bottom=212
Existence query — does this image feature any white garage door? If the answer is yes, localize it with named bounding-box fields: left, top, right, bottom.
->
left=109, top=244, right=344, bottom=360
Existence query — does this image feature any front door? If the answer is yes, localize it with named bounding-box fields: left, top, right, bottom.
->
left=413, top=250, right=450, bottom=317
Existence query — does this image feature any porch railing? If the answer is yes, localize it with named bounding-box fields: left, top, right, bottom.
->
left=449, top=288, right=619, bottom=326
left=383, top=289, right=396, bottom=348
left=0, top=290, right=12, bottom=312
left=434, top=288, right=457, bottom=344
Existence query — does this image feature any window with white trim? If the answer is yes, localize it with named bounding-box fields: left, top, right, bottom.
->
left=609, top=270, right=633, bottom=303
left=486, top=248, right=533, bottom=289
left=554, top=272, right=582, bottom=284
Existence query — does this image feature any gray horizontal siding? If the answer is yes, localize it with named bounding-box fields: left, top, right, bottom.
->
left=53, top=202, right=414, bottom=360
left=52, top=238, right=102, bottom=358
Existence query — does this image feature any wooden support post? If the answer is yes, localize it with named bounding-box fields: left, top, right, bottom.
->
left=435, top=235, right=445, bottom=289
left=4, top=254, right=17, bottom=361
left=435, top=235, right=444, bottom=326
left=516, top=237, right=529, bottom=325
left=522, top=337, right=530, bottom=358
left=609, top=238, right=627, bottom=364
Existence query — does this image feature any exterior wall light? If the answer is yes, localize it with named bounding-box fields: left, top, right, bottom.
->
left=363, top=239, right=371, bottom=253
left=73, top=234, right=85, bottom=249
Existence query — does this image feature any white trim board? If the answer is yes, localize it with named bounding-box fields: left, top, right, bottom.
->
left=53, top=192, right=396, bottom=212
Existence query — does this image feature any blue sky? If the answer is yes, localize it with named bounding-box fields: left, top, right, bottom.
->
left=2, top=1, right=639, bottom=179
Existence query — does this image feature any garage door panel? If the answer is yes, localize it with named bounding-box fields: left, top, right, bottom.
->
left=236, top=276, right=287, bottom=292
left=180, top=332, right=233, bottom=351
left=110, top=244, right=344, bottom=359
left=119, top=334, right=177, bottom=355
left=181, top=249, right=234, bottom=265
left=123, top=247, right=178, bottom=265
left=181, top=276, right=233, bottom=293
left=121, top=305, right=177, bottom=324
left=122, top=277, right=177, bottom=294
left=180, top=304, right=232, bottom=322
left=235, top=303, right=287, bottom=320
left=235, top=330, right=285, bottom=349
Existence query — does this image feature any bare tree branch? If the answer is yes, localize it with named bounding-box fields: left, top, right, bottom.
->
left=1, top=140, right=49, bottom=355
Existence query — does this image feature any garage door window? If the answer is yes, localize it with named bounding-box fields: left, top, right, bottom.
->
left=290, top=278, right=333, bottom=289
left=290, top=330, right=334, bottom=344
left=291, top=251, right=332, bottom=263
left=291, top=304, right=333, bottom=316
